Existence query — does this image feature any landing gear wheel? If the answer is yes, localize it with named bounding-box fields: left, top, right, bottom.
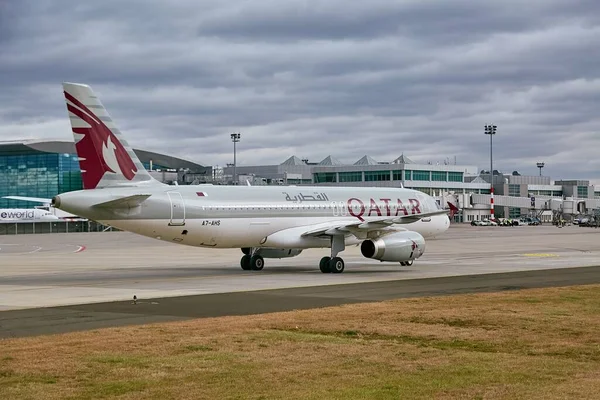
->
left=329, top=257, right=345, bottom=274
left=405, top=260, right=413, bottom=266
left=241, top=255, right=251, bottom=270
left=319, top=256, right=331, bottom=273
left=400, top=261, right=406, bottom=266
left=250, top=255, right=264, bottom=271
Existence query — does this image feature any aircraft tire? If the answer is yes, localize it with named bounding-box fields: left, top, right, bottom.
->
left=405, top=260, right=413, bottom=266
left=400, top=261, right=406, bottom=266
left=250, top=255, right=264, bottom=271
left=319, top=256, right=331, bottom=273
left=241, top=255, right=251, bottom=270
left=329, top=257, right=345, bottom=274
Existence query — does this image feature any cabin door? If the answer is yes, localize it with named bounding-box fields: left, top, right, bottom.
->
left=167, top=191, right=186, bottom=226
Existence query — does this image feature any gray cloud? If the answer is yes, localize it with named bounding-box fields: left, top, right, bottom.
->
left=0, top=0, right=599, bottom=182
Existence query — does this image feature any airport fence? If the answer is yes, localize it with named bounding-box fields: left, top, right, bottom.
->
left=0, top=220, right=119, bottom=235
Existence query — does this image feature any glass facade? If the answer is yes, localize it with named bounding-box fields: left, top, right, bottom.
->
left=577, top=186, right=588, bottom=198
left=0, top=152, right=82, bottom=209
left=364, top=170, right=391, bottom=182
left=313, top=172, right=337, bottom=183
left=448, top=172, right=463, bottom=182
left=431, top=171, right=447, bottom=181
left=412, top=170, right=430, bottom=181
left=312, top=169, right=466, bottom=184
left=508, top=184, right=520, bottom=197
left=414, top=187, right=432, bottom=195
left=339, top=171, right=362, bottom=182
left=509, top=207, right=521, bottom=218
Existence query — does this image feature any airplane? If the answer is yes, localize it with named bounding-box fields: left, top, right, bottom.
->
left=50, top=82, right=450, bottom=273
left=0, top=208, right=60, bottom=222
left=2, top=196, right=79, bottom=219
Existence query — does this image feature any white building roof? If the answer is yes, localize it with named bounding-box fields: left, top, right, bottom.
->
left=280, top=156, right=305, bottom=166
left=354, top=155, right=379, bottom=165
left=318, top=155, right=344, bottom=166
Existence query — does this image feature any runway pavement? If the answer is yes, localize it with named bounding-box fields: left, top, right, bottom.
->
left=1, top=224, right=599, bottom=338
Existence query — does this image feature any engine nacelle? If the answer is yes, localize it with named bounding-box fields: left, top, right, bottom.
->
left=360, top=231, right=426, bottom=262
left=242, top=247, right=303, bottom=259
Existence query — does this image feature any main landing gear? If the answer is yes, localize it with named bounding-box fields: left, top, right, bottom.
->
left=240, top=235, right=348, bottom=274
left=400, top=260, right=413, bottom=266
left=319, top=235, right=346, bottom=274
left=240, top=248, right=264, bottom=271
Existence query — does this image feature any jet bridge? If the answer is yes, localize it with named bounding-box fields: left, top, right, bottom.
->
left=469, top=194, right=599, bottom=215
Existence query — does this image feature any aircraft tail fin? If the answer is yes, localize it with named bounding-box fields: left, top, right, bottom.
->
left=447, top=201, right=459, bottom=218
left=62, top=82, right=159, bottom=189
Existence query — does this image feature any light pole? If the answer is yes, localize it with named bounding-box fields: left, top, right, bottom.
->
left=537, top=162, right=545, bottom=176
left=484, top=124, right=497, bottom=219
left=230, top=132, right=241, bottom=185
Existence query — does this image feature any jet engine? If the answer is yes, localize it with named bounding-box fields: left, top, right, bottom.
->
left=242, top=248, right=303, bottom=259
left=360, top=231, right=425, bottom=262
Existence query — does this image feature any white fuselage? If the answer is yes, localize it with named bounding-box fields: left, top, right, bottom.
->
left=55, top=184, right=450, bottom=249
left=114, top=214, right=449, bottom=249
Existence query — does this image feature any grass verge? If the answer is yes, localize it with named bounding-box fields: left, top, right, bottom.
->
left=2, top=284, right=600, bottom=399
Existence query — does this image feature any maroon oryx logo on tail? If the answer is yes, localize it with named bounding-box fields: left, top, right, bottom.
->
left=64, top=91, right=137, bottom=189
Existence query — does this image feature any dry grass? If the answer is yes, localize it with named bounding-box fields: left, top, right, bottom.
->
left=2, top=285, right=600, bottom=399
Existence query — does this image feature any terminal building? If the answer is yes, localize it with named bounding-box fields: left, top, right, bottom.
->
left=224, top=154, right=600, bottom=223
left=0, top=140, right=210, bottom=209
left=2, top=140, right=599, bottom=224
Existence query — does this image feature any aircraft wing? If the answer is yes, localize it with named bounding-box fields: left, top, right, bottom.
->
left=2, top=196, right=52, bottom=204
left=300, top=209, right=449, bottom=238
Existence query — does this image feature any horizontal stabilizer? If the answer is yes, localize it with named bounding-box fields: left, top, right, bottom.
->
left=2, top=196, right=52, bottom=204
left=92, top=194, right=151, bottom=209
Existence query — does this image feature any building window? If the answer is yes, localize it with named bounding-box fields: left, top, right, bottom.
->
left=448, top=172, right=463, bottom=182
left=431, top=171, right=447, bottom=182
left=412, top=170, right=430, bottom=181
left=577, top=186, right=588, bottom=198
left=509, top=207, right=521, bottom=218
left=392, top=170, right=402, bottom=181
left=0, top=153, right=76, bottom=209
left=415, top=187, right=432, bottom=195
left=480, top=189, right=491, bottom=194
left=313, top=172, right=337, bottom=183
left=364, top=170, right=391, bottom=182
left=404, top=170, right=412, bottom=180
left=508, top=184, right=520, bottom=197
left=553, top=191, right=563, bottom=197
left=338, top=171, right=362, bottom=182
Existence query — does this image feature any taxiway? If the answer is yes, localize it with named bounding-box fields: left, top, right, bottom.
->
left=0, top=224, right=599, bottom=337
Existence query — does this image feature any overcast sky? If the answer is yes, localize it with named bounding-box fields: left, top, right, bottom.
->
left=1, top=0, right=599, bottom=182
